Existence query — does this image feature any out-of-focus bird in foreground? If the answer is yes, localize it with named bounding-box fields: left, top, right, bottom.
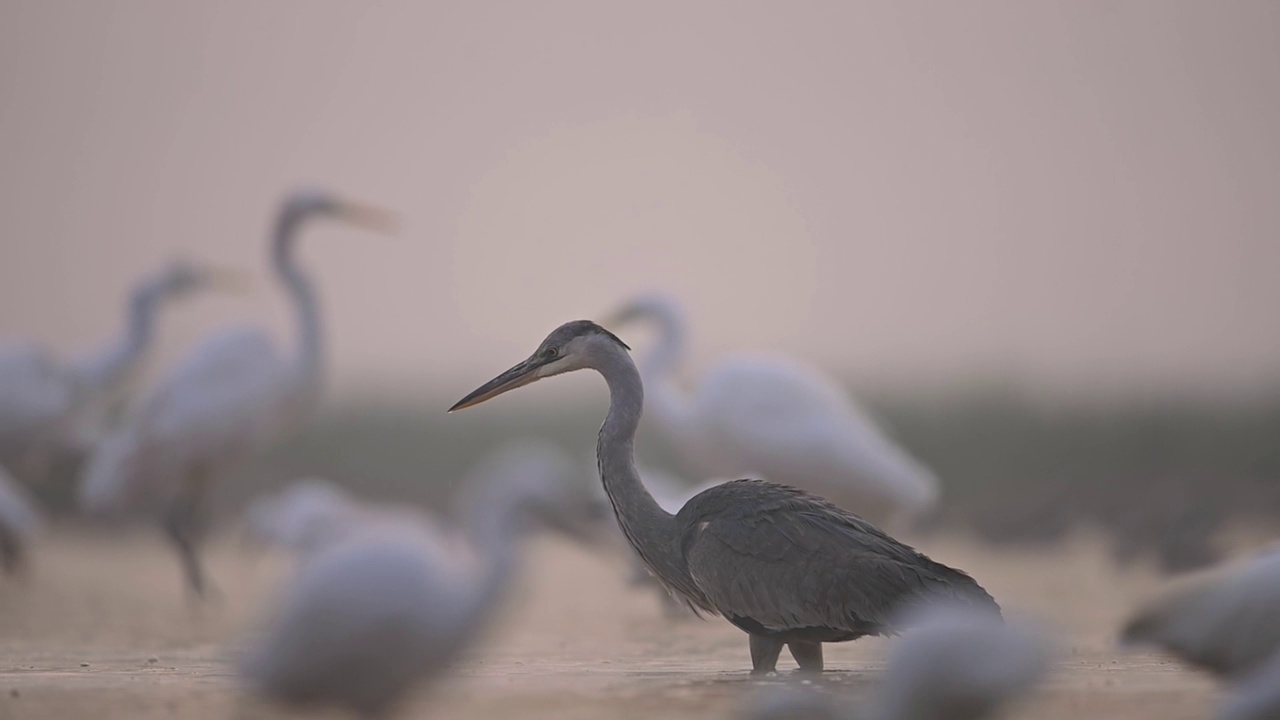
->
left=242, top=478, right=363, bottom=557
left=0, top=261, right=242, bottom=483
left=874, top=603, right=1049, bottom=720
left=743, top=603, right=1049, bottom=720
left=78, top=189, right=396, bottom=598
left=1219, top=649, right=1280, bottom=720
left=459, top=438, right=611, bottom=546
left=603, top=293, right=940, bottom=528
left=1121, top=547, right=1280, bottom=679
left=238, top=451, right=588, bottom=719
left=450, top=320, right=998, bottom=674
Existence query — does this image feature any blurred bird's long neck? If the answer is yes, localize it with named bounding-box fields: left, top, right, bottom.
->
left=73, top=284, right=159, bottom=398
left=595, top=345, right=693, bottom=594
left=461, top=481, right=524, bottom=636
left=272, top=213, right=324, bottom=408
left=637, top=308, right=701, bottom=457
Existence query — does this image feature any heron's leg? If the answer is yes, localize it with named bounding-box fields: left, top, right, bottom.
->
left=787, top=640, right=824, bottom=673
left=749, top=635, right=785, bottom=674
left=162, top=468, right=215, bottom=599
left=0, top=525, right=25, bottom=577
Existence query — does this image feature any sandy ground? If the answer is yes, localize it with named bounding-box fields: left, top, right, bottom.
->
left=0, top=526, right=1223, bottom=720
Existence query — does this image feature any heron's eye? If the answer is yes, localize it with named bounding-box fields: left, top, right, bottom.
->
left=544, top=347, right=559, bottom=359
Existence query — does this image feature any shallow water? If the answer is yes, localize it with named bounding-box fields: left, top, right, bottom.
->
left=0, top=528, right=1219, bottom=719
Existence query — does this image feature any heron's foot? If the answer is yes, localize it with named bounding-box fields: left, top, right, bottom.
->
left=788, top=640, right=824, bottom=674
left=749, top=635, right=784, bottom=675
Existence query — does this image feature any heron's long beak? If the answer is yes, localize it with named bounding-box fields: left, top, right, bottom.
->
left=334, top=200, right=400, bottom=235
left=449, top=356, right=548, bottom=412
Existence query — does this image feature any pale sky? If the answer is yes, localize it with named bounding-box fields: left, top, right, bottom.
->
left=2, top=1, right=1278, bottom=404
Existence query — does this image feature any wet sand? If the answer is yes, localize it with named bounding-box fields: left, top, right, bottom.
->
left=0, top=527, right=1220, bottom=719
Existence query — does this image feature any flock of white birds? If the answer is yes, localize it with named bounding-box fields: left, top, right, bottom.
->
left=0, top=188, right=1276, bottom=719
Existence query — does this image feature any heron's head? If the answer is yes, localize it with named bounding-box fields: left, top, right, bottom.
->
left=280, top=188, right=399, bottom=235
left=449, top=320, right=630, bottom=412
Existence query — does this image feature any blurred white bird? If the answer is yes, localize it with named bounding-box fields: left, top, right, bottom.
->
left=0, top=261, right=240, bottom=482
left=604, top=293, right=940, bottom=527
left=1220, top=650, right=1280, bottom=720
left=238, top=452, right=585, bottom=718
left=242, top=478, right=362, bottom=555
left=876, top=602, right=1050, bottom=720
left=244, top=441, right=602, bottom=567
left=743, top=602, right=1050, bottom=720
left=0, top=463, right=42, bottom=576
left=460, top=438, right=609, bottom=544
left=1121, top=547, right=1280, bottom=679
left=78, top=189, right=396, bottom=597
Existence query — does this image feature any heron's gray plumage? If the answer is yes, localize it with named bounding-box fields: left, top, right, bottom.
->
left=451, top=320, right=1000, bottom=673
left=679, top=479, right=997, bottom=642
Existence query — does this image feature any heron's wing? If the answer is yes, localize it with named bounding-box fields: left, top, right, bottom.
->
left=79, top=329, right=285, bottom=511
left=695, top=356, right=939, bottom=516
left=0, top=344, right=78, bottom=441
left=137, top=328, right=288, bottom=458
left=678, top=480, right=996, bottom=636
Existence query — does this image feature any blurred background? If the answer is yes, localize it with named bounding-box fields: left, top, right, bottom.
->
left=2, top=0, right=1279, bottom=565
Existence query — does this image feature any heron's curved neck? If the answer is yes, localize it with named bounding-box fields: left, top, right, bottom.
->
left=594, top=344, right=692, bottom=593
left=73, top=284, right=161, bottom=395
left=272, top=212, right=324, bottom=405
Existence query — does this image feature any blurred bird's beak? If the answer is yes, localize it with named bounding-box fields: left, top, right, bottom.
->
left=334, top=200, right=399, bottom=235
left=449, top=356, right=547, bottom=412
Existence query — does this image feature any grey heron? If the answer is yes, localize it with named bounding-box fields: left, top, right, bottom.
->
left=78, top=189, right=395, bottom=597
left=450, top=320, right=999, bottom=673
